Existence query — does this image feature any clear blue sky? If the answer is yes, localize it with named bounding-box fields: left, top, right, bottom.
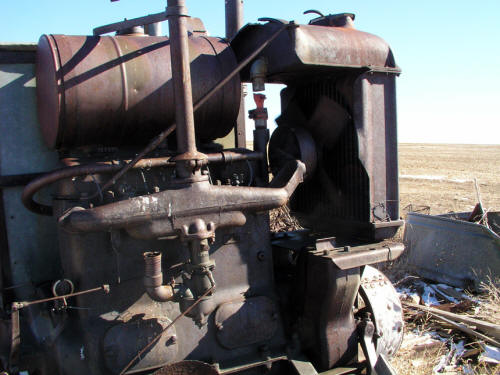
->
left=2, top=0, right=499, bottom=144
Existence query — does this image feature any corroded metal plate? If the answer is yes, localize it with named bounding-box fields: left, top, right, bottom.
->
left=214, top=296, right=278, bottom=349
left=103, top=314, right=177, bottom=374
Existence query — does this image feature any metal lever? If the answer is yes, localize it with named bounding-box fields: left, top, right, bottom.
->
left=303, top=10, right=324, bottom=17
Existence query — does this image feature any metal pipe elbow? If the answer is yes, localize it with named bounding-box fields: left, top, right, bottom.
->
left=250, top=57, right=267, bottom=92
left=143, top=251, right=175, bottom=302
left=145, top=284, right=174, bottom=302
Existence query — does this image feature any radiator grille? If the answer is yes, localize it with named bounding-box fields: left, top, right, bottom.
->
left=291, top=78, right=370, bottom=222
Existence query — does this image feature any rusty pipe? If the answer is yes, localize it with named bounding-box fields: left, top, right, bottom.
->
left=225, top=0, right=246, bottom=148
left=21, top=151, right=263, bottom=215
left=167, top=0, right=204, bottom=165
left=59, top=160, right=306, bottom=239
left=225, top=0, right=244, bottom=39
left=143, top=251, right=175, bottom=302
left=22, top=158, right=173, bottom=215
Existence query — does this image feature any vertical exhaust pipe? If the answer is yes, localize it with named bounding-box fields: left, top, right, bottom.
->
left=225, top=0, right=244, bottom=38
left=225, top=0, right=247, bottom=148
left=166, top=0, right=207, bottom=177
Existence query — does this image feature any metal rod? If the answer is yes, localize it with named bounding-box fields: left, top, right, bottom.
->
left=93, top=12, right=167, bottom=36
left=225, top=0, right=244, bottom=39
left=11, top=284, right=110, bottom=311
left=220, top=355, right=287, bottom=374
left=167, top=0, right=198, bottom=159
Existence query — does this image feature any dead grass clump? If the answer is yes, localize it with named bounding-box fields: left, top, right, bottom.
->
left=269, top=205, right=303, bottom=233
left=475, top=276, right=500, bottom=326
left=391, top=329, right=447, bottom=375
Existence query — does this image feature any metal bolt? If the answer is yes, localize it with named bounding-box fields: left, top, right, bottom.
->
left=257, top=251, right=265, bottom=261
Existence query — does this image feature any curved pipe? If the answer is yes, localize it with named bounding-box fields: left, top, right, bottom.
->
left=143, top=252, right=175, bottom=302
left=21, top=151, right=263, bottom=216
left=21, top=158, right=171, bottom=216
left=59, top=160, right=306, bottom=239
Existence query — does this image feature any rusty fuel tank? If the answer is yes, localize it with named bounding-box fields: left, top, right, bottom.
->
left=36, top=34, right=241, bottom=149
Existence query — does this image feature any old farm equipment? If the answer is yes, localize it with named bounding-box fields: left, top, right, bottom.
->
left=0, top=1, right=404, bottom=374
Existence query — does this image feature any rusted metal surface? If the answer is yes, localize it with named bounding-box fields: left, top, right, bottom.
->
left=231, top=21, right=400, bottom=84
left=120, top=287, right=215, bottom=375
left=321, top=242, right=404, bottom=270
left=298, top=252, right=361, bottom=370
left=21, top=150, right=262, bottom=214
left=143, top=252, right=175, bottom=302
left=88, top=23, right=286, bottom=195
left=36, top=33, right=240, bottom=149
left=405, top=211, right=500, bottom=290
left=214, top=297, right=278, bottom=349
left=103, top=313, right=177, bottom=374
left=59, top=160, right=305, bottom=238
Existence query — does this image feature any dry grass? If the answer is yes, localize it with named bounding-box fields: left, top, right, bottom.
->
left=269, top=205, right=303, bottom=232
left=391, top=332, right=447, bottom=375
left=475, top=277, right=500, bottom=326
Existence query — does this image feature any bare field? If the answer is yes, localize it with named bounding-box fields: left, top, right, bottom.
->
left=399, top=143, right=500, bottom=216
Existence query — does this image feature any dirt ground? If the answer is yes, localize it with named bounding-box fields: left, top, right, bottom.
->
left=399, top=143, right=500, bottom=216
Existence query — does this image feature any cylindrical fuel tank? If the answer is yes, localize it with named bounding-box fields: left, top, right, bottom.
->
left=36, top=34, right=241, bottom=149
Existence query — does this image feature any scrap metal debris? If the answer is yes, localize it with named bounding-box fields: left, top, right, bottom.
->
left=393, top=277, right=500, bottom=374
